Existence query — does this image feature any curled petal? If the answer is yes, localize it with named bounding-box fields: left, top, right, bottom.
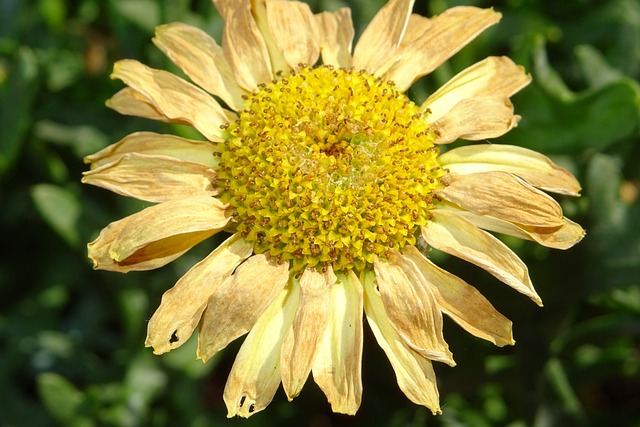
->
left=316, top=8, right=354, bottom=68
left=266, top=0, right=320, bottom=69
left=106, top=88, right=176, bottom=122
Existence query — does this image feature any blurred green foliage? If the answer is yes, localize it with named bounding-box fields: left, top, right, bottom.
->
left=1, top=0, right=639, bottom=426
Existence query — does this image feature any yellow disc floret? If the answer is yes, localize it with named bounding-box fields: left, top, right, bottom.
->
left=217, top=65, right=444, bottom=273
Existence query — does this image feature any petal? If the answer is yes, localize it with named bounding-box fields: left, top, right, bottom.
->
left=265, top=0, right=320, bottom=69
left=362, top=270, right=441, bottom=415
left=422, top=210, right=542, bottom=306
left=82, top=153, right=217, bottom=203
left=315, top=8, right=354, bottom=68
left=312, top=270, right=363, bottom=415
left=223, top=282, right=298, bottom=418
left=423, top=56, right=531, bottom=123
left=373, top=253, right=454, bottom=365
left=438, top=143, right=581, bottom=196
left=352, top=0, right=414, bottom=75
left=153, top=22, right=246, bottom=111
left=403, top=246, right=514, bottom=347
left=386, top=7, right=501, bottom=91
left=437, top=171, right=565, bottom=228
left=145, top=234, right=253, bottom=354
left=106, top=88, right=175, bottom=122
left=430, top=96, right=520, bottom=144
left=111, top=59, right=235, bottom=142
left=197, top=254, right=290, bottom=362
left=84, top=131, right=218, bottom=169
left=280, top=267, right=336, bottom=401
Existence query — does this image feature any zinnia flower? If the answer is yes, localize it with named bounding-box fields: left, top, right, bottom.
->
left=83, top=0, right=585, bottom=417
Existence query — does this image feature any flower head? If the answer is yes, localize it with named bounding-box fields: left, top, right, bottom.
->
left=84, top=0, right=585, bottom=417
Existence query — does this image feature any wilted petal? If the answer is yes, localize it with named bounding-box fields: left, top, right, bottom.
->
left=266, top=0, right=320, bottom=69
left=145, top=235, right=253, bottom=354
left=312, top=270, right=363, bottom=415
left=197, top=254, right=290, bottom=362
left=316, top=8, right=354, bottom=68
left=106, top=88, right=175, bottom=122
left=362, top=270, right=441, bottom=415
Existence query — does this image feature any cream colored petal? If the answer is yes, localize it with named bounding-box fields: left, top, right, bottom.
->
left=438, top=144, right=581, bottom=196
left=311, top=270, right=363, bottom=415
left=315, top=8, right=354, bottom=68
left=110, top=195, right=228, bottom=263
left=197, top=254, right=290, bottom=362
left=280, top=267, right=336, bottom=401
left=362, top=270, right=441, bottom=415
left=403, top=246, right=514, bottom=347
left=422, top=210, right=542, bottom=306
left=82, top=153, right=217, bottom=203
left=223, top=283, right=298, bottom=418
left=423, top=56, right=531, bottom=122
left=386, top=7, right=501, bottom=91
left=145, top=234, right=253, bottom=354
left=153, top=22, right=246, bottom=111
left=213, top=0, right=273, bottom=91
left=437, top=171, right=565, bottom=228
left=373, top=254, right=454, bottom=365
left=111, top=59, right=234, bottom=142
left=265, top=0, right=320, bottom=69
left=106, top=88, right=177, bottom=123
left=352, top=0, right=414, bottom=75
left=84, top=131, right=218, bottom=169
left=430, top=96, right=519, bottom=144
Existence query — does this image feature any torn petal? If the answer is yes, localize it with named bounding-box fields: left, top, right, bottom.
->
left=266, top=0, right=320, bottom=69
left=315, top=8, right=354, bottom=68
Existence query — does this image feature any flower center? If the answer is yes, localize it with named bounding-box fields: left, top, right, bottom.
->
left=216, top=65, right=444, bottom=273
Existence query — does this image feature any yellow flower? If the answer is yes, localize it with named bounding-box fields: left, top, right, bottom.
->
left=83, top=0, right=585, bottom=418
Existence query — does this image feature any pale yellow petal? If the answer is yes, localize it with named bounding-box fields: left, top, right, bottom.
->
left=374, top=254, right=454, bottom=365
left=280, top=267, right=336, bottom=401
left=82, top=153, right=217, bottom=203
left=386, top=7, right=501, bottom=91
left=438, top=143, right=581, bottom=196
left=362, top=270, right=441, bottom=415
left=423, top=56, right=531, bottom=122
left=403, top=246, right=514, bottom=347
left=315, top=8, right=354, bottom=68
left=111, top=59, right=235, bottom=142
left=145, top=234, right=253, bottom=354
left=422, top=210, right=542, bottom=306
left=106, top=88, right=179, bottom=123
left=265, top=0, right=320, bottom=69
left=437, top=171, right=565, bottom=228
left=223, top=283, right=298, bottom=418
left=430, top=96, right=519, bottom=144
left=153, top=22, right=246, bottom=111
left=84, top=131, right=218, bottom=169
left=312, top=270, right=363, bottom=415
left=197, top=254, right=290, bottom=362
left=352, top=0, right=414, bottom=75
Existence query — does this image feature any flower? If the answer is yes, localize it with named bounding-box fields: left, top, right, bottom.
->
left=83, top=0, right=585, bottom=418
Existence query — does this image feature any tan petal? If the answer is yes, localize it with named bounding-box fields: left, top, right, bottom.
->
left=197, top=254, right=290, bottom=362
left=430, top=96, right=519, bottom=144
left=265, top=0, right=320, bottom=69
left=82, top=153, right=217, bottom=203
left=223, top=283, right=298, bottom=418
left=352, top=0, right=414, bottom=75
left=153, top=22, right=246, bottom=111
left=437, top=171, right=565, bottom=228
left=312, top=270, right=363, bottom=415
left=422, top=210, right=542, bottom=305
left=280, top=267, right=336, bottom=401
left=438, top=143, right=581, bottom=196
left=403, top=246, right=514, bottom=347
left=386, top=7, right=501, bottom=91
left=362, top=270, right=441, bottom=415
left=84, top=131, right=218, bottom=169
left=315, top=8, right=354, bottom=68
left=111, top=59, right=235, bottom=142
left=145, top=234, right=253, bottom=354
left=213, top=0, right=273, bottom=91
left=423, top=56, right=531, bottom=122
left=373, top=254, right=454, bottom=365
left=106, top=88, right=176, bottom=122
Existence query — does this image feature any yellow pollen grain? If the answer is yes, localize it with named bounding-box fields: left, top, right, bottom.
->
left=216, top=65, right=444, bottom=273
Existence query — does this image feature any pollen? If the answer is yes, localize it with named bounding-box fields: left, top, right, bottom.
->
left=216, top=65, right=444, bottom=273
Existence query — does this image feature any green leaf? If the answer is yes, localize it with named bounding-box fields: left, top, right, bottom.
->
left=37, top=373, right=94, bottom=427
left=30, top=183, right=81, bottom=247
